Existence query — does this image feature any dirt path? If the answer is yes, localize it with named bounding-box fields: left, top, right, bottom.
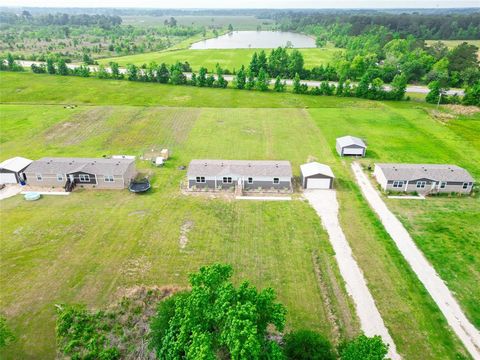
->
left=304, top=190, right=400, bottom=360
left=351, top=162, right=480, bottom=359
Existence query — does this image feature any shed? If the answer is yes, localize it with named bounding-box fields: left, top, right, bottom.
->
left=0, top=157, right=32, bottom=184
left=300, top=162, right=335, bottom=189
left=336, top=136, right=367, bottom=157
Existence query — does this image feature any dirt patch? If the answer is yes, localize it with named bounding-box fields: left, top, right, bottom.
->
left=242, top=128, right=257, bottom=134
left=128, top=210, right=148, bottom=217
left=430, top=105, right=479, bottom=122
left=179, top=220, right=194, bottom=249
left=121, top=257, right=152, bottom=278
left=444, top=104, right=480, bottom=116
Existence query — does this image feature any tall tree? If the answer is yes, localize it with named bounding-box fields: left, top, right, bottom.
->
left=273, top=76, right=286, bottom=92
left=46, top=57, right=56, bottom=74
left=235, top=65, right=247, bottom=89
left=197, top=67, right=207, bottom=87
left=149, top=264, right=286, bottom=359
left=157, top=63, right=169, bottom=83
left=390, top=74, right=407, bottom=100
left=249, top=52, right=259, bottom=76
left=57, top=59, right=69, bottom=76
left=255, top=68, right=270, bottom=91
left=109, top=62, right=121, bottom=79
left=126, top=64, right=138, bottom=81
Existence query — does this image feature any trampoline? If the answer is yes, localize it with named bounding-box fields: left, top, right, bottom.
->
left=129, top=178, right=151, bottom=193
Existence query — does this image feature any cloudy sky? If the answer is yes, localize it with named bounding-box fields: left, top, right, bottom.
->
left=0, top=0, right=478, bottom=8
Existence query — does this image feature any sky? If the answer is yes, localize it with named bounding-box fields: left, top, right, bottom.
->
left=0, top=0, right=478, bottom=8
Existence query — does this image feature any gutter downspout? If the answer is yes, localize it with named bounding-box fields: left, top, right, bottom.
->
left=405, top=180, right=409, bottom=192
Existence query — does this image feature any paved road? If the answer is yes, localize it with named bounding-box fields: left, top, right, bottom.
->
left=17, top=60, right=464, bottom=96
left=351, top=162, right=480, bottom=359
left=304, top=189, right=400, bottom=360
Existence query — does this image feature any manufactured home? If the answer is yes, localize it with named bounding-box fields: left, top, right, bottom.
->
left=336, top=136, right=367, bottom=157
left=187, top=159, right=292, bottom=191
left=374, top=163, right=474, bottom=194
left=0, top=157, right=32, bottom=184
left=300, top=162, right=335, bottom=189
left=24, top=157, right=137, bottom=191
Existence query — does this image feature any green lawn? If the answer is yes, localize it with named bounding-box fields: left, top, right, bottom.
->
left=1, top=72, right=478, bottom=359
left=98, top=47, right=341, bottom=72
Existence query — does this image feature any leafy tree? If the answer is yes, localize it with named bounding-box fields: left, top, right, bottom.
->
left=462, top=83, right=480, bottom=106
left=149, top=264, right=286, bottom=359
left=57, top=59, right=69, bottom=75
left=390, top=73, right=407, bottom=100
left=235, top=65, right=247, bottom=89
left=425, top=80, right=448, bottom=104
left=170, top=63, right=187, bottom=85
left=447, top=42, right=479, bottom=73
left=157, top=63, right=169, bottom=83
left=284, top=329, right=334, bottom=360
left=273, top=76, right=286, bottom=92
left=339, top=335, right=389, bottom=360
left=255, top=68, right=270, bottom=91
left=126, top=63, right=138, bottom=81
left=109, top=62, right=121, bottom=79
left=197, top=67, right=207, bottom=87
left=46, top=57, right=56, bottom=74
left=0, top=315, right=15, bottom=348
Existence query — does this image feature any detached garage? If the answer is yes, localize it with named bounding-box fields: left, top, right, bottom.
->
left=300, top=162, right=335, bottom=189
left=0, top=157, right=32, bottom=184
left=336, top=136, right=367, bottom=157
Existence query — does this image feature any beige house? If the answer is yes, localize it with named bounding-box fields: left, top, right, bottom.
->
left=374, top=163, right=474, bottom=194
left=24, top=157, right=137, bottom=191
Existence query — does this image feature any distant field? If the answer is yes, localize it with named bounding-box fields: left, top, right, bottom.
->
left=98, top=47, right=341, bottom=72
left=426, top=39, right=480, bottom=60
left=1, top=72, right=476, bottom=359
left=122, top=15, right=275, bottom=30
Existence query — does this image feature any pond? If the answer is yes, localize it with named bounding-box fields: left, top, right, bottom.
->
left=190, top=31, right=316, bottom=49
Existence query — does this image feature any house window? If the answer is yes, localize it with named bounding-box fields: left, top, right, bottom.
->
left=222, top=177, right=232, bottom=184
left=56, top=174, right=63, bottom=182
left=36, top=174, right=43, bottom=181
left=195, top=177, right=206, bottom=183
left=416, top=181, right=426, bottom=189
left=247, top=177, right=253, bottom=184
left=273, top=178, right=280, bottom=184
left=79, top=174, right=90, bottom=182
left=104, top=175, right=115, bottom=183
left=462, top=182, right=469, bottom=189
left=392, top=181, right=404, bottom=188
left=440, top=182, right=447, bottom=189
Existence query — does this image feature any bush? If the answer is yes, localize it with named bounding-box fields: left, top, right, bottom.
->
left=284, top=329, right=334, bottom=360
left=339, top=335, right=388, bottom=360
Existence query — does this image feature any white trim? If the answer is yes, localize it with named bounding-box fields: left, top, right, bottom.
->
left=56, top=174, right=64, bottom=182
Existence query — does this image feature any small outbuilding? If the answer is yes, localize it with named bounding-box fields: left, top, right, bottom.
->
left=336, top=136, right=367, bottom=157
left=300, top=162, right=335, bottom=189
left=0, top=157, right=32, bottom=184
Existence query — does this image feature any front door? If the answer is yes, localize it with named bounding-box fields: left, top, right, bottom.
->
left=69, top=174, right=74, bottom=182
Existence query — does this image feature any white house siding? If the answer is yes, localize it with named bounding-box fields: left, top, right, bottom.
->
left=373, top=166, right=388, bottom=190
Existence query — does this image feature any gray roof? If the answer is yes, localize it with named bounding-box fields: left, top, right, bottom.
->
left=376, top=163, right=474, bottom=182
left=188, top=159, right=292, bottom=178
left=336, top=136, right=366, bottom=148
left=25, top=157, right=134, bottom=176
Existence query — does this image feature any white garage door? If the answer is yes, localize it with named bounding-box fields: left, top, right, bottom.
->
left=344, top=147, right=364, bottom=155
left=0, top=173, right=17, bottom=184
left=306, top=178, right=331, bottom=189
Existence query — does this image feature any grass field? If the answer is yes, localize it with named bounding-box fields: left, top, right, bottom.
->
left=1, top=72, right=479, bottom=359
left=426, top=40, right=480, bottom=60
left=98, top=47, right=341, bottom=72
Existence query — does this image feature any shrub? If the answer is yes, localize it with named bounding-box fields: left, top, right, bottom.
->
left=339, top=335, right=388, bottom=360
left=284, top=329, right=334, bottom=360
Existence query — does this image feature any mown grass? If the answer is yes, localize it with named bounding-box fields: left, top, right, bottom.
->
left=1, top=72, right=478, bottom=359
left=98, top=47, right=341, bottom=72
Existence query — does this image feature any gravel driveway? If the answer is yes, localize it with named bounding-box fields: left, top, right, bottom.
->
left=351, top=162, right=480, bottom=359
left=0, top=185, right=22, bottom=201
left=304, top=189, right=400, bottom=359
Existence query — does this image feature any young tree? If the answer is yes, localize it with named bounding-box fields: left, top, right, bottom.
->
left=462, top=83, right=480, bottom=106
left=284, top=330, right=334, bottom=360
left=249, top=52, right=259, bottom=76
left=157, top=63, right=169, bottom=83
left=288, top=50, right=304, bottom=78
left=190, top=72, right=197, bottom=86
left=6, top=53, right=15, bottom=69
left=255, top=68, right=270, bottom=91
left=425, top=80, right=448, bottom=104
left=273, top=76, right=286, bottom=92
left=257, top=50, right=268, bottom=72
left=46, top=57, right=56, bottom=74
left=339, top=335, right=389, bottom=360
left=126, top=63, right=138, bottom=81
left=390, top=73, right=407, bottom=100
left=197, top=67, right=207, bottom=87
left=170, top=63, right=186, bottom=85
left=57, top=59, right=69, bottom=76
left=245, top=69, right=255, bottom=90
left=215, top=64, right=228, bottom=88
left=149, top=264, right=286, bottom=359
left=235, top=65, right=246, bottom=89
left=206, top=74, right=215, bottom=87
left=293, top=72, right=302, bottom=94
left=109, top=62, right=121, bottom=79
left=31, top=63, right=46, bottom=74
left=228, top=23, right=233, bottom=32
left=97, top=64, right=109, bottom=79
